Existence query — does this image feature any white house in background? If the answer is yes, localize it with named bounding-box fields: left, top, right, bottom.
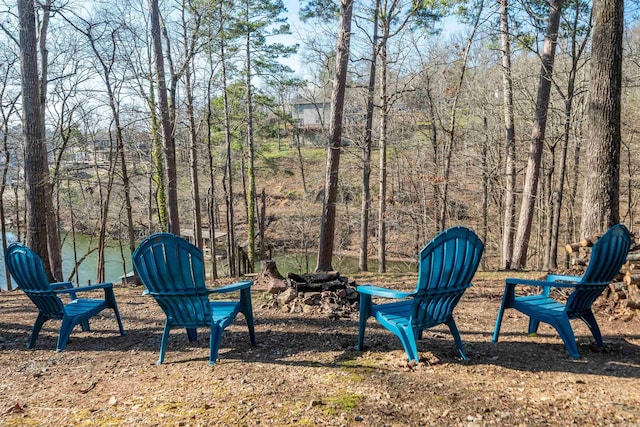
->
left=291, top=96, right=330, bottom=145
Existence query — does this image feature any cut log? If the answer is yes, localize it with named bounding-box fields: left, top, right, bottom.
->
left=626, top=252, right=640, bottom=262
left=623, top=273, right=640, bottom=287
left=580, top=236, right=597, bottom=247
left=565, top=243, right=582, bottom=254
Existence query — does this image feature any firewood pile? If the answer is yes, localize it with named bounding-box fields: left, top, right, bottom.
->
left=255, top=260, right=359, bottom=319
left=565, top=233, right=640, bottom=316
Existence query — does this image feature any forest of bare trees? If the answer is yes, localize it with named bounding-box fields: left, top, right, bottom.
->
left=0, top=0, right=639, bottom=288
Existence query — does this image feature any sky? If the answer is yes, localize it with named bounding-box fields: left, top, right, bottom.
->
left=278, top=0, right=468, bottom=78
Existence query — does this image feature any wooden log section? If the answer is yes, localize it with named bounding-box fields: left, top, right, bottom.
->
left=623, top=272, right=640, bottom=287
left=565, top=234, right=601, bottom=254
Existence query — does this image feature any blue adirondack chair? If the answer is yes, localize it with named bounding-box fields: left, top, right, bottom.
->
left=492, top=223, right=631, bottom=358
left=132, top=233, right=256, bottom=365
left=357, top=226, right=484, bottom=361
left=5, top=242, right=126, bottom=351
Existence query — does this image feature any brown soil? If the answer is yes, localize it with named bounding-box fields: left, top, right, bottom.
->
left=1, top=273, right=639, bottom=426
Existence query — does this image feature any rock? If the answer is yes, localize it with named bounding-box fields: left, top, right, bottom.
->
left=267, top=278, right=287, bottom=294
left=277, top=287, right=297, bottom=306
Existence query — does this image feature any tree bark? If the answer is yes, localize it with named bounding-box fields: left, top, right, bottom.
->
left=500, top=0, right=517, bottom=270
left=182, top=5, right=203, bottom=250
left=580, top=0, right=623, bottom=236
left=359, top=0, right=380, bottom=273
left=377, top=18, right=389, bottom=274
left=245, top=3, right=257, bottom=272
left=316, top=0, right=353, bottom=272
left=18, top=0, right=52, bottom=280
left=511, top=0, right=563, bottom=268
left=149, top=0, right=180, bottom=235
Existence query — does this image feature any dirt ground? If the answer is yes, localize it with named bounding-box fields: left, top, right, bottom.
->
left=1, top=272, right=639, bottom=426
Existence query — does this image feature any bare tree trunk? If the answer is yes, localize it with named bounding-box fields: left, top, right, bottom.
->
left=500, top=0, right=517, bottom=270
left=18, top=0, right=52, bottom=280
left=511, top=0, right=563, bottom=268
left=149, top=0, right=180, bottom=235
left=580, top=0, right=623, bottom=236
left=549, top=3, right=590, bottom=269
left=147, top=66, right=167, bottom=231
left=96, top=132, right=118, bottom=284
left=316, top=0, right=353, bottom=272
left=377, top=23, right=389, bottom=274
left=245, top=7, right=257, bottom=272
left=0, top=88, right=17, bottom=289
left=295, top=132, right=307, bottom=194
left=205, top=45, right=218, bottom=279
left=481, top=114, right=489, bottom=270
left=359, top=0, right=380, bottom=273
left=437, top=3, right=483, bottom=231
left=185, top=65, right=203, bottom=249
left=219, top=13, right=237, bottom=277
left=542, top=142, right=556, bottom=270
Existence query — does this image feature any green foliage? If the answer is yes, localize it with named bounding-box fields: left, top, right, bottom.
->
left=299, top=0, right=339, bottom=22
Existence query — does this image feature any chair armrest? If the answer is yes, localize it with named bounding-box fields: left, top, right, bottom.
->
left=54, top=282, right=114, bottom=294
left=505, top=278, right=577, bottom=289
left=50, top=282, right=74, bottom=290
left=545, top=274, right=581, bottom=283
left=356, top=284, right=413, bottom=299
left=208, top=280, right=253, bottom=294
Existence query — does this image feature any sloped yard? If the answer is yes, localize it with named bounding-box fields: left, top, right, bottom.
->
left=1, top=273, right=638, bottom=426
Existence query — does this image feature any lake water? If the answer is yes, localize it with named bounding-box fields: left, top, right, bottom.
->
left=0, top=232, right=132, bottom=291
left=0, top=232, right=416, bottom=291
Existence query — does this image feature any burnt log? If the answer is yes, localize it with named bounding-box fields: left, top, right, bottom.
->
left=287, top=272, right=348, bottom=292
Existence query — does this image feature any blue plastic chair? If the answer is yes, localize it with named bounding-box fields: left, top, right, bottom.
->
left=492, top=224, right=631, bottom=358
left=5, top=242, right=126, bottom=351
left=357, top=226, right=484, bottom=361
left=132, top=233, right=255, bottom=365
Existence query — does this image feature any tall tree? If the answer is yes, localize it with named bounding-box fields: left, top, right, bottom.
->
left=544, top=0, right=590, bottom=269
left=149, top=0, right=180, bottom=235
left=0, top=48, right=19, bottom=289
left=580, top=0, right=623, bottom=236
left=499, top=0, right=517, bottom=270
left=316, top=0, right=353, bottom=272
left=358, top=0, right=380, bottom=272
left=235, top=0, right=295, bottom=270
left=18, top=0, right=53, bottom=280
left=511, top=0, right=563, bottom=268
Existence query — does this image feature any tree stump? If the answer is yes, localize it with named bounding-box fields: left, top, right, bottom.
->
left=258, top=260, right=287, bottom=294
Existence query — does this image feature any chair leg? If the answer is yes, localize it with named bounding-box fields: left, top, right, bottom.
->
left=80, top=320, right=90, bottom=331
left=581, top=310, right=604, bottom=348
left=552, top=318, right=580, bottom=359
left=28, top=313, right=49, bottom=349
left=186, top=328, right=198, bottom=342
left=240, top=289, right=256, bottom=345
left=445, top=318, right=468, bottom=360
left=396, top=326, right=419, bottom=362
left=356, top=295, right=371, bottom=351
left=492, top=283, right=514, bottom=343
left=57, top=317, right=76, bottom=351
left=158, top=321, right=171, bottom=365
left=111, top=302, right=127, bottom=337
left=528, top=318, right=541, bottom=335
left=209, top=323, right=223, bottom=365
left=491, top=300, right=506, bottom=343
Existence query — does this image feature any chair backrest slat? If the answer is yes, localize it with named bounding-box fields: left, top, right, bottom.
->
left=567, top=224, right=631, bottom=317
left=413, top=227, right=484, bottom=327
left=5, top=243, right=65, bottom=318
left=133, top=233, right=211, bottom=327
